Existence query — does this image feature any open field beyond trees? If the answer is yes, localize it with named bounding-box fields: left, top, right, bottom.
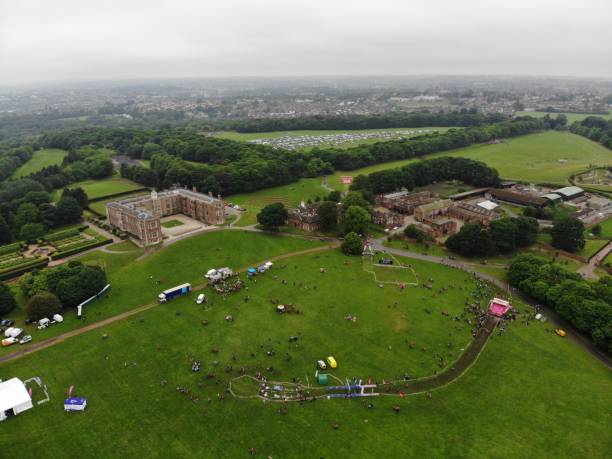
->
left=515, top=111, right=612, bottom=123
left=52, top=177, right=145, bottom=202
left=0, top=230, right=610, bottom=458
left=10, top=149, right=67, bottom=179
left=230, top=131, right=611, bottom=226
left=214, top=127, right=451, bottom=149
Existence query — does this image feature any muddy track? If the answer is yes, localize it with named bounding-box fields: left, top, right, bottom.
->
left=0, top=242, right=339, bottom=365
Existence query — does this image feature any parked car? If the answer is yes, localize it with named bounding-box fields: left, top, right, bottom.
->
left=0, top=319, right=15, bottom=327
left=2, top=337, right=18, bottom=347
left=379, top=258, right=393, bottom=265
left=326, top=356, right=337, bottom=369
left=196, top=293, right=207, bottom=304
left=19, top=335, right=32, bottom=345
left=317, top=360, right=327, bottom=370
left=555, top=329, right=566, bottom=337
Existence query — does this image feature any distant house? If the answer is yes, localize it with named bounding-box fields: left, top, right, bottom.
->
left=487, top=189, right=548, bottom=208
left=414, top=199, right=454, bottom=221
left=287, top=202, right=321, bottom=232
left=372, top=207, right=404, bottom=228
left=0, top=378, right=33, bottom=422
left=553, top=186, right=585, bottom=201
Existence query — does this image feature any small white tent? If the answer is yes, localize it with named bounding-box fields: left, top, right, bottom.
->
left=0, top=378, right=33, bottom=421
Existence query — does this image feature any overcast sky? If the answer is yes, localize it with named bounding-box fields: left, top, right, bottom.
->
left=1, top=0, right=611, bottom=86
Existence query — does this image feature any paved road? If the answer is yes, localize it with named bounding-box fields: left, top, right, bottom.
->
left=371, top=238, right=612, bottom=369
left=578, top=241, right=611, bottom=279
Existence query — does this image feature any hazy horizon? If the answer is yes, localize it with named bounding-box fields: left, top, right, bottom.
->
left=1, top=0, right=611, bottom=86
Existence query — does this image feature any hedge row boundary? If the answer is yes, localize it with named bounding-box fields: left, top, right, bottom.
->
left=50, top=238, right=112, bottom=260
left=0, top=258, right=49, bottom=281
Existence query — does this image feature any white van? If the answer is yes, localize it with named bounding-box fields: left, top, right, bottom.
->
left=53, top=314, right=64, bottom=323
left=196, top=294, right=206, bottom=304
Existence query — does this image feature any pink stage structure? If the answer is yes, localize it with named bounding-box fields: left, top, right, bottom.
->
left=489, top=297, right=512, bottom=317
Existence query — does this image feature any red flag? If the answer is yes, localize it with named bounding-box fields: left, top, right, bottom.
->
left=399, top=391, right=405, bottom=398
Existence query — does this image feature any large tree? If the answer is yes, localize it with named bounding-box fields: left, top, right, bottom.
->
left=19, top=223, right=45, bottom=242
left=0, top=283, right=17, bottom=315
left=257, top=203, right=288, bottom=231
left=343, top=205, right=371, bottom=235
left=0, top=215, right=11, bottom=244
left=317, top=201, right=338, bottom=230
left=56, top=196, right=83, bottom=226
left=445, top=223, right=495, bottom=257
left=25, top=292, right=62, bottom=321
left=341, top=232, right=363, bottom=255
left=550, top=217, right=585, bottom=253
left=341, top=191, right=370, bottom=211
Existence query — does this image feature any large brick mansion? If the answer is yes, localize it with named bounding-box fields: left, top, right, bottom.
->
left=106, top=189, right=224, bottom=245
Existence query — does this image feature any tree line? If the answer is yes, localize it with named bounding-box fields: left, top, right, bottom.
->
left=349, top=156, right=501, bottom=197
left=569, top=116, right=612, bottom=149
left=226, top=110, right=509, bottom=133
left=113, top=116, right=543, bottom=196
left=508, top=255, right=612, bottom=353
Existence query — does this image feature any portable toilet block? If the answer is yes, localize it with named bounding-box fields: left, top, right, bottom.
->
left=64, top=397, right=87, bottom=411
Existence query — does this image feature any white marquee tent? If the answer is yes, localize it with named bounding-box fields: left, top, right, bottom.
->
left=0, top=378, right=33, bottom=422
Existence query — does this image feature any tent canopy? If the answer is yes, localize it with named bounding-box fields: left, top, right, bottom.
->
left=0, top=378, right=31, bottom=413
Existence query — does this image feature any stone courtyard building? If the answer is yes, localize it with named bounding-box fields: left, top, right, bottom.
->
left=106, top=188, right=224, bottom=245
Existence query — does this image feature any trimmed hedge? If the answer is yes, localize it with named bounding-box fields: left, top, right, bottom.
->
left=42, top=225, right=89, bottom=243
left=50, top=238, right=112, bottom=260
left=0, top=242, right=23, bottom=255
left=87, top=187, right=149, bottom=203
left=0, top=257, right=49, bottom=281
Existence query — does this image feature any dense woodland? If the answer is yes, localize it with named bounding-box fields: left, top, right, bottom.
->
left=226, top=110, right=509, bottom=132
left=509, top=255, right=612, bottom=353
left=570, top=115, right=612, bottom=149
left=30, top=115, right=546, bottom=197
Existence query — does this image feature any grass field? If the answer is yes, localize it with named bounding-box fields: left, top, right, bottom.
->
left=230, top=178, right=326, bottom=226
left=0, top=237, right=609, bottom=458
left=161, top=219, right=185, bottom=228
left=515, top=111, right=612, bottom=123
left=229, top=131, right=611, bottom=227
left=52, top=177, right=145, bottom=202
left=214, top=127, right=451, bottom=149
left=88, top=190, right=149, bottom=215
left=10, top=149, right=67, bottom=179
left=441, top=131, right=612, bottom=185
left=595, top=217, right=612, bottom=239
left=0, top=231, right=326, bottom=351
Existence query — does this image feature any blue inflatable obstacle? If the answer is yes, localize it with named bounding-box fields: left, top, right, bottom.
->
left=64, top=397, right=87, bottom=412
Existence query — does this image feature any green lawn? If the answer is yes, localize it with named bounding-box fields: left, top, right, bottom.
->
left=0, top=247, right=609, bottom=458
left=0, top=230, right=326, bottom=353
left=161, top=219, right=185, bottom=228
left=230, top=178, right=327, bottom=227
left=52, top=177, right=145, bottom=202
left=515, top=111, right=612, bottom=123
left=105, top=241, right=142, bottom=252
left=593, top=217, right=612, bottom=239
left=229, top=131, right=610, bottom=228
left=577, top=239, right=609, bottom=260
left=10, top=149, right=67, bottom=179
left=441, top=131, right=612, bottom=185
left=88, top=190, right=150, bottom=216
